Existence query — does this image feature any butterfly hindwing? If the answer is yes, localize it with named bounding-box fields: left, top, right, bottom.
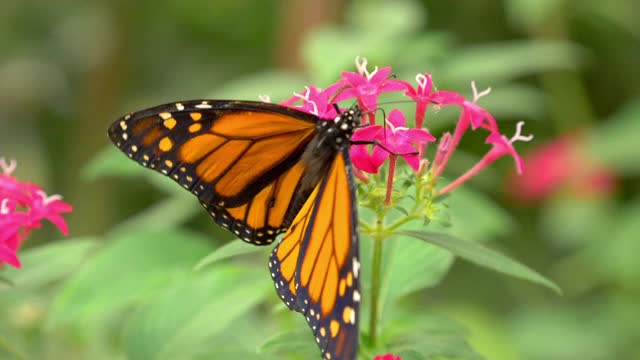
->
left=108, top=100, right=318, bottom=244
left=270, top=149, right=360, bottom=360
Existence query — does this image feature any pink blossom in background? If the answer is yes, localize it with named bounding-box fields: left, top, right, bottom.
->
left=508, top=133, right=616, bottom=203
left=0, top=158, right=72, bottom=269
left=373, top=354, right=402, bottom=360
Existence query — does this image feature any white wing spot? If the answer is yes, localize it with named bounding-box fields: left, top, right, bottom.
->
left=353, top=258, right=360, bottom=278
left=175, top=102, right=185, bottom=110
left=196, top=101, right=212, bottom=109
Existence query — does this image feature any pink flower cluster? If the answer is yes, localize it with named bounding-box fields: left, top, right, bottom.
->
left=280, top=57, right=532, bottom=203
left=0, top=158, right=72, bottom=268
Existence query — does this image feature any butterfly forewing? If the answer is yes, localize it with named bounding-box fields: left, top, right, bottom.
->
left=108, top=100, right=318, bottom=244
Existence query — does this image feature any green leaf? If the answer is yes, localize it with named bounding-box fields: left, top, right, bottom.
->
left=194, top=239, right=270, bottom=270
left=588, top=98, right=640, bottom=175
left=260, top=330, right=320, bottom=359
left=109, top=195, right=200, bottom=237
left=125, top=266, right=271, bottom=360
left=350, top=0, right=424, bottom=36
left=0, top=238, right=99, bottom=290
left=398, top=231, right=561, bottom=294
left=0, top=276, right=13, bottom=289
left=584, top=196, right=640, bottom=284
left=430, top=185, right=513, bottom=242
left=83, top=146, right=147, bottom=180
left=50, top=229, right=213, bottom=325
left=209, top=70, right=308, bottom=102
left=441, top=41, right=585, bottom=84
left=382, top=311, right=484, bottom=360
left=504, top=0, right=562, bottom=31
left=508, top=304, right=631, bottom=360
left=378, top=235, right=454, bottom=324
left=193, top=351, right=281, bottom=360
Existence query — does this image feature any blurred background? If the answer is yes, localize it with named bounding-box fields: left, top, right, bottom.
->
left=1, top=0, right=639, bottom=359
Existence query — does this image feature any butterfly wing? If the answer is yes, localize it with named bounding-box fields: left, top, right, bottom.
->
left=108, top=100, right=318, bottom=244
left=269, top=149, right=360, bottom=360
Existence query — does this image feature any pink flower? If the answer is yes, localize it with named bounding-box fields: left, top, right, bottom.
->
left=508, top=133, right=616, bottom=203
left=274, top=57, right=532, bottom=204
left=438, top=122, right=533, bottom=195
left=281, top=83, right=345, bottom=119
left=427, top=82, right=499, bottom=178
left=373, top=354, right=401, bottom=360
left=334, top=57, right=405, bottom=124
left=0, top=158, right=72, bottom=269
left=399, top=73, right=464, bottom=128
left=350, top=110, right=435, bottom=204
left=446, top=81, right=499, bottom=135
left=351, top=110, right=435, bottom=173
left=458, top=82, right=499, bottom=132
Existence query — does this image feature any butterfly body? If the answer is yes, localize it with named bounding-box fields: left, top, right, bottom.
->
left=109, top=99, right=361, bottom=360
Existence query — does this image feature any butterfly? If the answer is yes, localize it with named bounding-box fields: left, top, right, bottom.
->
left=108, top=99, right=361, bottom=360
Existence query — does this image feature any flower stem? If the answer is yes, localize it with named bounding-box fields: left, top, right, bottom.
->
left=438, top=150, right=496, bottom=196
left=384, top=156, right=397, bottom=205
left=368, top=217, right=384, bottom=346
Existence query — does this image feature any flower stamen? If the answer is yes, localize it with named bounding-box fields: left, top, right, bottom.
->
left=416, top=73, right=428, bottom=90
left=355, top=56, right=379, bottom=81
left=509, top=121, right=534, bottom=143
left=293, top=86, right=319, bottom=115
left=36, top=190, right=63, bottom=206
left=0, top=158, right=17, bottom=175
left=1, top=198, right=10, bottom=215
left=471, top=81, right=491, bottom=103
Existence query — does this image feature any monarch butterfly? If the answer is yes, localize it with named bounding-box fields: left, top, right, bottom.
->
left=108, top=99, right=362, bottom=360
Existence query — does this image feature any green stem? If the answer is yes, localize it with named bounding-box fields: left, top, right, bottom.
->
left=385, top=214, right=421, bottom=233
left=368, top=217, right=384, bottom=346
left=0, top=335, right=27, bottom=360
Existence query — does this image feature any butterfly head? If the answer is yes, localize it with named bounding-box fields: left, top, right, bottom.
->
left=317, top=105, right=361, bottom=150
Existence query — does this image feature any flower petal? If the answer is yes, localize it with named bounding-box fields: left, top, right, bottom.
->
left=431, top=90, right=465, bottom=105
left=405, top=128, right=436, bottom=143
left=369, top=67, right=392, bottom=83
left=352, top=125, right=383, bottom=142
left=350, top=145, right=379, bottom=173
left=370, top=145, right=391, bottom=169
left=0, top=243, right=21, bottom=268
left=401, top=153, right=421, bottom=171
left=341, top=71, right=367, bottom=87
left=386, top=109, right=406, bottom=129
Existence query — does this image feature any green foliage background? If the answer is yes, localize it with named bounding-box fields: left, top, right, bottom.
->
left=1, top=0, right=639, bottom=359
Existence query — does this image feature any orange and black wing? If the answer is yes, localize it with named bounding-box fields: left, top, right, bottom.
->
left=108, top=100, right=318, bottom=244
left=269, top=149, right=360, bottom=360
